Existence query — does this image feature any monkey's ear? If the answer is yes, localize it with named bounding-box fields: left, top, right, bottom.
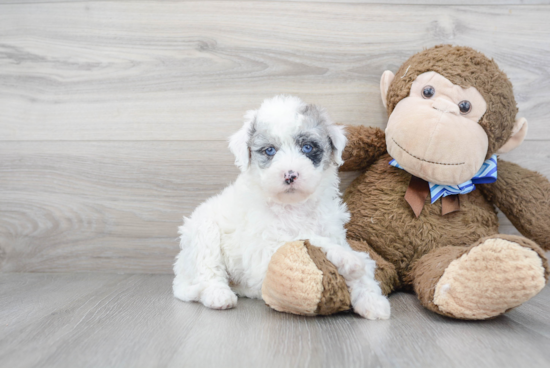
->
left=380, top=70, right=395, bottom=109
left=497, top=117, right=528, bottom=154
left=228, top=109, right=257, bottom=172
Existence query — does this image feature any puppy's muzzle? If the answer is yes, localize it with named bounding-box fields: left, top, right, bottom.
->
left=284, top=171, right=298, bottom=185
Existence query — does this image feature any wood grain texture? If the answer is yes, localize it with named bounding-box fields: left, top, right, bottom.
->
left=1, top=2, right=550, bottom=140
left=2, top=1, right=550, bottom=6
left=1, top=140, right=547, bottom=273
left=1, top=0, right=549, bottom=273
left=0, top=141, right=237, bottom=272
left=0, top=272, right=549, bottom=368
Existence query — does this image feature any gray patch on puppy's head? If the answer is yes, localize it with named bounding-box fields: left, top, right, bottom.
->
left=297, top=104, right=336, bottom=168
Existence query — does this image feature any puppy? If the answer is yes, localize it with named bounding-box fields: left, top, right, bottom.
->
left=173, top=95, right=390, bottom=320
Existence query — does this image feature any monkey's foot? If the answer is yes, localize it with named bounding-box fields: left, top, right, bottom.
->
left=262, top=240, right=351, bottom=316
left=433, top=237, right=547, bottom=320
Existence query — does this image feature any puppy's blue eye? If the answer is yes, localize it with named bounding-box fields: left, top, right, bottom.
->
left=265, top=147, right=276, bottom=156
left=302, top=144, right=313, bottom=154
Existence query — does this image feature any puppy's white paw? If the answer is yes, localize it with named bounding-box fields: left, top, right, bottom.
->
left=326, top=248, right=366, bottom=280
left=200, top=286, right=238, bottom=310
left=353, top=292, right=391, bottom=320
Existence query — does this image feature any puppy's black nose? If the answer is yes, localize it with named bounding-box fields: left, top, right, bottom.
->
left=284, top=171, right=298, bottom=185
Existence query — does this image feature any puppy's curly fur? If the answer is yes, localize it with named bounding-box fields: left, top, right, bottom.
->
left=173, top=95, right=390, bottom=319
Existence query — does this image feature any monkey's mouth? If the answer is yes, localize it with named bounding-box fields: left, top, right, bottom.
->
left=392, top=138, right=464, bottom=166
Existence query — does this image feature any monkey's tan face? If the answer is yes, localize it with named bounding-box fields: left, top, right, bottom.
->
left=386, top=72, right=488, bottom=185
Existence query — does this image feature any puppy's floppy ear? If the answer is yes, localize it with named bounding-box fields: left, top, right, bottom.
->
left=327, top=124, right=347, bottom=166
left=228, top=109, right=257, bottom=172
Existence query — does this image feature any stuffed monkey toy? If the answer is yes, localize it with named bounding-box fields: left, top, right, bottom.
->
left=262, top=45, right=550, bottom=320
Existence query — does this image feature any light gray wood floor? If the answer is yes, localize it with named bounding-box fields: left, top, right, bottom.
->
left=1, top=272, right=549, bottom=368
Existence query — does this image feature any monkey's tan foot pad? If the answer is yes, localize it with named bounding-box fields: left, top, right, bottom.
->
left=261, top=240, right=351, bottom=316
left=434, top=238, right=546, bottom=320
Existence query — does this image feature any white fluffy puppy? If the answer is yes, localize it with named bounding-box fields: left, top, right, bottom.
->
left=173, top=95, right=390, bottom=320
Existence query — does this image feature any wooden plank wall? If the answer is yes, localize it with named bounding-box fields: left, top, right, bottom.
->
left=1, top=1, right=549, bottom=273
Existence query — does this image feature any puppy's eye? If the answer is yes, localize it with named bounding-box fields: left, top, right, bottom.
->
left=302, top=144, right=313, bottom=154
left=265, top=147, right=277, bottom=156
left=458, top=100, right=472, bottom=114
left=422, top=85, right=435, bottom=99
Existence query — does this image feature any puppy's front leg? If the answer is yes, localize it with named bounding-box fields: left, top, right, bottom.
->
left=173, top=207, right=237, bottom=310
left=307, top=236, right=367, bottom=280
left=307, top=236, right=390, bottom=320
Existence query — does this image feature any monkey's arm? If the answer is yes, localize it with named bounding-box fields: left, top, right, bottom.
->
left=478, top=159, right=550, bottom=250
left=339, top=125, right=387, bottom=172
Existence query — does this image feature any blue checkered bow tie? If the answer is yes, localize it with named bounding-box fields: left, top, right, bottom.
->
left=389, top=155, right=498, bottom=204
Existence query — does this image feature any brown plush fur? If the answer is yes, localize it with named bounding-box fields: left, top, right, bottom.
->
left=340, top=45, right=550, bottom=319
left=410, top=245, right=470, bottom=318
left=478, top=160, right=550, bottom=249
left=348, top=239, right=399, bottom=296
left=343, top=129, right=550, bottom=319
left=344, top=152, right=500, bottom=289
left=340, top=125, right=387, bottom=172
left=386, top=45, right=517, bottom=157
left=304, top=240, right=351, bottom=314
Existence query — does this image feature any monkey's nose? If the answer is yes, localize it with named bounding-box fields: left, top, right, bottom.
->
left=284, top=171, right=298, bottom=185
left=432, top=97, right=459, bottom=115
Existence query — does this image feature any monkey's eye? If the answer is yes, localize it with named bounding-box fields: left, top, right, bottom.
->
left=422, top=85, right=435, bottom=99
left=302, top=144, right=313, bottom=154
left=458, top=100, right=472, bottom=114
left=265, top=147, right=277, bottom=156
